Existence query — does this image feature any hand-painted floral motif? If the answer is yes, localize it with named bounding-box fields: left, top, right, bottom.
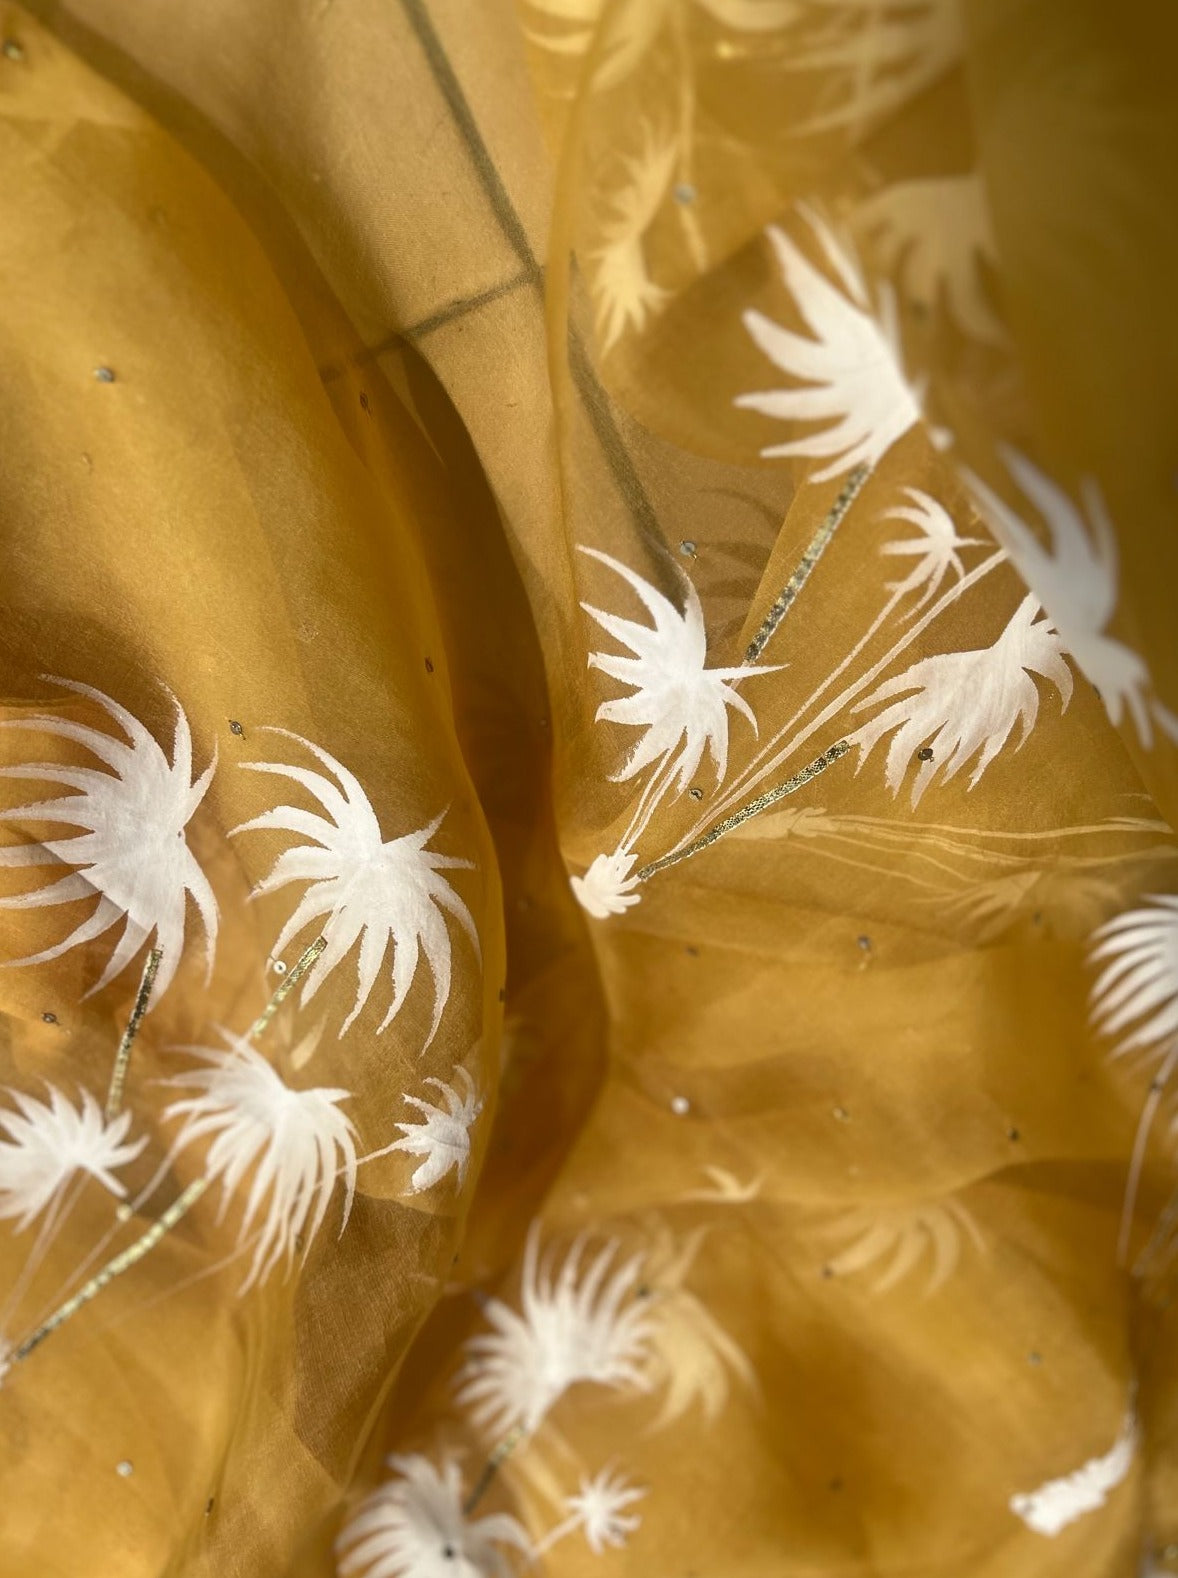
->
left=736, top=210, right=922, bottom=482
left=336, top=1453, right=530, bottom=1578
left=0, top=678, right=217, bottom=1002
left=163, top=1029, right=358, bottom=1291
left=579, top=547, right=777, bottom=792
left=389, top=1067, right=481, bottom=1194
left=533, top=1466, right=645, bottom=1558
left=232, top=731, right=478, bottom=1042
left=0, top=1085, right=146, bottom=1231
left=967, top=449, right=1176, bottom=748
left=850, top=595, right=1073, bottom=806
left=1090, top=895, right=1178, bottom=1057
left=456, top=1223, right=653, bottom=1436
left=880, top=489, right=980, bottom=616
left=823, top=1200, right=984, bottom=1293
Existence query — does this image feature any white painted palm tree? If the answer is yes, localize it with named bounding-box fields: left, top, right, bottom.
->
left=523, top=0, right=800, bottom=90
left=879, top=489, right=980, bottom=616
left=735, top=210, right=922, bottom=483
left=0, top=678, right=217, bottom=1002
left=853, top=174, right=1004, bottom=345
left=389, top=1067, right=482, bottom=1194
left=849, top=594, right=1073, bottom=807
left=823, top=1200, right=984, bottom=1293
left=638, top=1224, right=756, bottom=1430
left=1090, top=897, right=1178, bottom=1058
left=1009, top=1415, right=1136, bottom=1537
left=0, top=1085, right=146, bottom=1231
left=456, top=1223, right=654, bottom=1437
left=1089, top=895, right=1178, bottom=1263
left=336, top=1453, right=530, bottom=1578
left=967, top=448, right=1174, bottom=748
left=162, top=1029, right=358, bottom=1291
left=784, top=1, right=965, bottom=138
left=579, top=547, right=777, bottom=793
left=232, top=731, right=478, bottom=1043
left=570, top=850, right=641, bottom=919
left=532, top=1466, right=645, bottom=1559
left=592, top=125, right=677, bottom=353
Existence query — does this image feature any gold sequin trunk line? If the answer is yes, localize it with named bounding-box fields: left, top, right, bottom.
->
left=463, top=1424, right=528, bottom=1514
left=635, top=740, right=851, bottom=881
left=105, top=947, right=162, bottom=1120
left=249, top=935, right=327, bottom=1039
left=744, top=464, right=869, bottom=664
left=13, top=1178, right=209, bottom=1362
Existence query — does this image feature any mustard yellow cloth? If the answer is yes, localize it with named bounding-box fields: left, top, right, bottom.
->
left=1, top=2, right=1177, bottom=1574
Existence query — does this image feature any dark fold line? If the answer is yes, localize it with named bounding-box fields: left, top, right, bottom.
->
left=320, top=270, right=536, bottom=382
left=395, top=0, right=664, bottom=546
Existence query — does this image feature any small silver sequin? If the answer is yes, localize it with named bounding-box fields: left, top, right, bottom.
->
left=424, top=657, right=434, bottom=673
left=674, top=182, right=697, bottom=205
left=1007, top=1126, right=1020, bottom=1141
left=94, top=365, right=116, bottom=383
left=41, top=1011, right=58, bottom=1025
left=917, top=746, right=934, bottom=761
left=115, top=1203, right=133, bottom=1223
left=116, top=1460, right=134, bottom=1478
left=856, top=935, right=871, bottom=951
left=832, top=1105, right=850, bottom=1122
left=1027, top=1351, right=1042, bottom=1366
left=2, top=39, right=25, bottom=61
left=678, top=539, right=697, bottom=558
left=670, top=1095, right=690, bottom=1116
left=228, top=719, right=244, bottom=737
left=689, top=786, right=703, bottom=801
left=271, top=959, right=288, bottom=975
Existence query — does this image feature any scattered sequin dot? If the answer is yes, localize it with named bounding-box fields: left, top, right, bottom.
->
left=41, top=1011, right=58, bottom=1025
left=442, top=1544, right=456, bottom=1560
left=674, top=182, right=697, bottom=205
left=272, top=959, right=288, bottom=975
left=2, top=38, right=25, bottom=61
left=636, top=1282, right=652, bottom=1299
left=116, top=1460, right=134, bottom=1478
left=917, top=746, right=934, bottom=761
left=205, top=1498, right=215, bottom=1516
left=94, top=365, right=116, bottom=383
left=228, top=719, right=244, bottom=737
left=424, top=656, right=434, bottom=673
left=832, top=1105, right=850, bottom=1122
left=1007, top=1126, right=1020, bottom=1142
left=689, top=786, right=703, bottom=801
left=685, top=945, right=699, bottom=957
left=678, top=539, right=697, bottom=558
left=821, top=1265, right=834, bottom=1279
left=670, top=1095, right=690, bottom=1116
left=115, top=1203, right=133, bottom=1223
left=1027, top=1350, right=1042, bottom=1366
left=359, top=391, right=370, bottom=412
left=856, top=935, right=872, bottom=951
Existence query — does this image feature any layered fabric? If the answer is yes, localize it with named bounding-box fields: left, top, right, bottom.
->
left=1, top=1, right=1177, bottom=1574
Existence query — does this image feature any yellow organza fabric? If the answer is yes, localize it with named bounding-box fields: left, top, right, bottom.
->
left=1, top=1, right=1177, bottom=1574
